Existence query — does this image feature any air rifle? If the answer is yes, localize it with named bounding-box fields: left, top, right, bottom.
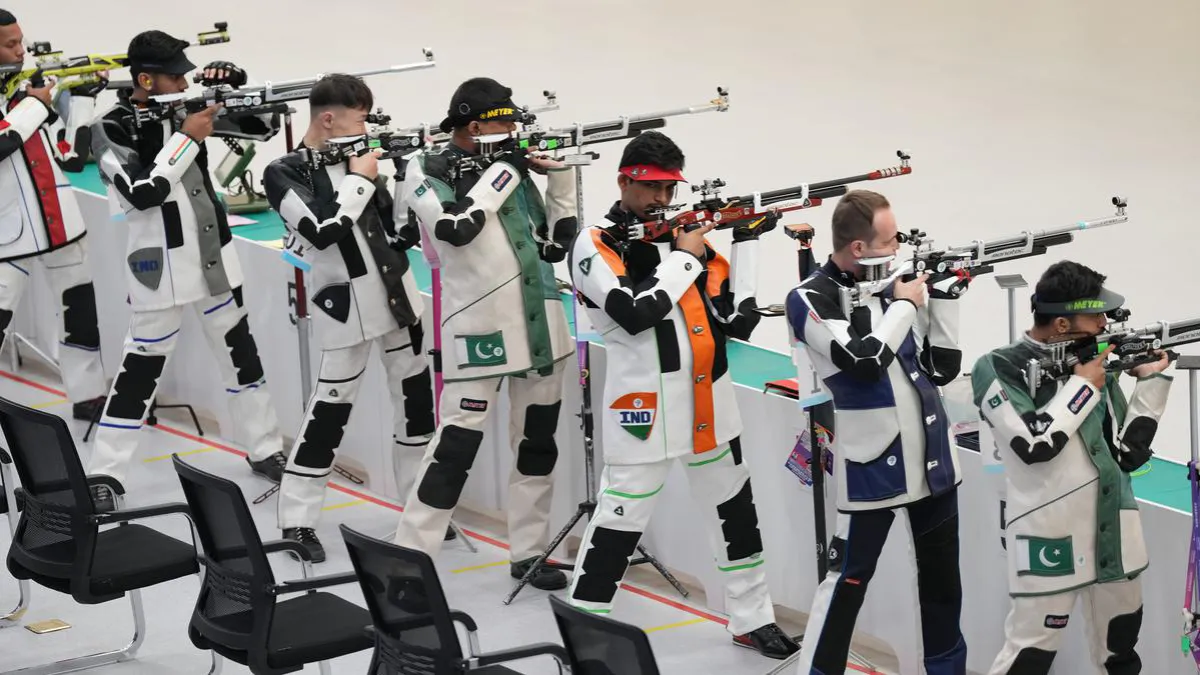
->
left=129, top=48, right=435, bottom=133
left=838, top=196, right=1129, bottom=316
left=0, top=22, right=230, bottom=99
left=302, top=91, right=561, bottom=169
left=1024, top=313, right=1200, bottom=395
left=660, top=150, right=912, bottom=238
left=448, top=86, right=730, bottom=178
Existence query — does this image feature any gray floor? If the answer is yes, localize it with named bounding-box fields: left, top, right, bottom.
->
left=0, top=367, right=886, bottom=674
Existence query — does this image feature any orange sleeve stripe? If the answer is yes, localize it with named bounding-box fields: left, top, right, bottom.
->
left=678, top=286, right=717, bottom=453
left=589, top=228, right=627, bottom=276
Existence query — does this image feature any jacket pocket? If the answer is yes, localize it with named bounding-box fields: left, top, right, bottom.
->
left=314, top=283, right=351, bottom=323
left=844, top=435, right=907, bottom=502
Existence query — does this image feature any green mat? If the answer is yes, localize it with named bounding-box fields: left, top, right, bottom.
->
left=66, top=164, right=1188, bottom=508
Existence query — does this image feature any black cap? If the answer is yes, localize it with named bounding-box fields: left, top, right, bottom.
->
left=439, top=77, right=519, bottom=133
left=128, top=30, right=195, bottom=76
left=1031, top=287, right=1126, bottom=316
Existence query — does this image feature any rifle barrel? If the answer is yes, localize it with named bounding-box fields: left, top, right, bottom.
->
left=266, top=60, right=434, bottom=91
left=960, top=210, right=1128, bottom=258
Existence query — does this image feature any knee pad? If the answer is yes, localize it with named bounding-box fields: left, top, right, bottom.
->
left=1104, top=605, right=1142, bottom=674
left=223, top=315, right=265, bottom=385
left=106, top=352, right=167, bottom=420
left=515, top=402, right=560, bottom=477
left=61, top=283, right=100, bottom=350
left=715, top=479, right=763, bottom=561
left=231, top=286, right=244, bottom=308
left=572, top=526, right=641, bottom=604
left=292, top=401, right=353, bottom=470
left=1009, top=647, right=1055, bottom=674
left=417, top=425, right=483, bottom=509
left=408, top=322, right=424, bottom=356
left=400, top=368, right=435, bottom=438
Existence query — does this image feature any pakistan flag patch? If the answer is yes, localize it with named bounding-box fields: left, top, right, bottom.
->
left=1018, top=535, right=1074, bottom=577
left=988, top=389, right=1008, bottom=409
left=457, top=331, right=508, bottom=368
left=610, top=392, right=658, bottom=440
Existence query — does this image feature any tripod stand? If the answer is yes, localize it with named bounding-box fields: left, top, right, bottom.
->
left=504, top=133, right=687, bottom=606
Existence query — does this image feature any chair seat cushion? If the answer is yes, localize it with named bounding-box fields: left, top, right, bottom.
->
left=89, top=524, right=198, bottom=598
left=268, top=591, right=373, bottom=668
left=9, top=523, right=197, bottom=601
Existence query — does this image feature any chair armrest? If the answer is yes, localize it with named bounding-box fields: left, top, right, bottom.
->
left=86, top=474, right=127, bottom=496
left=467, top=642, right=568, bottom=669
left=449, top=610, right=479, bottom=632
left=261, top=538, right=313, bottom=561
left=272, top=571, right=360, bottom=595
left=89, top=501, right=191, bottom=525
left=0, top=446, right=10, bottom=464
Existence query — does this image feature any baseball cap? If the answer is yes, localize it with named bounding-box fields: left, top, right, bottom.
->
left=618, top=164, right=687, bottom=182
left=127, top=30, right=195, bottom=76
left=438, top=77, right=520, bottom=133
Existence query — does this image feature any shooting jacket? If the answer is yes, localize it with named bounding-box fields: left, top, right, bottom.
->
left=785, top=259, right=964, bottom=512
left=402, top=145, right=577, bottom=382
left=0, top=93, right=88, bottom=262
left=263, top=149, right=423, bottom=351
left=569, top=205, right=760, bottom=465
left=972, top=335, right=1171, bottom=596
left=91, top=96, right=279, bottom=311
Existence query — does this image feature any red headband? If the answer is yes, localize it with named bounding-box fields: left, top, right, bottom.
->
left=619, top=164, right=686, bottom=182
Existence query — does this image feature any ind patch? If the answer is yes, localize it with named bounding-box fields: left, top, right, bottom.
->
left=127, top=248, right=164, bottom=290
left=1068, top=386, right=1093, bottom=414
left=491, top=170, right=513, bottom=192
left=460, top=398, right=488, bottom=412
left=609, top=392, right=657, bottom=440
left=987, top=389, right=1009, bottom=409
left=1044, top=614, right=1069, bottom=629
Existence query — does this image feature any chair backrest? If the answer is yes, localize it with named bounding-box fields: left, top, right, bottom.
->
left=173, top=455, right=276, bottom=654
left=0, top=397, right=97, bottom=571
left=548, top=594, right=661, bottom=675
left=339, top=524, right=462, bottom=674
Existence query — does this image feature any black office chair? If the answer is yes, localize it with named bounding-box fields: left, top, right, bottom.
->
left=0, top=445, right=29, bottom=629
left=339, top=524, right=567, bottom=674
left=0, top=396, right=199, bottom=674
left=174, top=455, right=373, bottom=674
left=547, top=594, right=661, bottom=675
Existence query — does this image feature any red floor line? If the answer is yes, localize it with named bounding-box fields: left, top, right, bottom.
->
left=0, top=370, right=66, bottom=397
left=0, top=367, right=882, bottom=672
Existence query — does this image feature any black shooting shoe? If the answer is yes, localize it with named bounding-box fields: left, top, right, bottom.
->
left=90, top=484, right=116, bottom=514
left=72, top=396, right=106, bottom=422
left=282, top=527, right=325, bottom=563
left=733, top=623, right=800, bottom=660
left=510, top=557, right=568, bottom=591
left=247, top=452, right=288, bottom=483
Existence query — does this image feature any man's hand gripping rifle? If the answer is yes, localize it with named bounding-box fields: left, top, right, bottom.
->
left=0, top=22, right=230, bottom=99
left=451, top=86, right=730, bottom=179
left=838, top=196, right=1130, bottom=317
left=653, top=149, right=913, bottom=241
left=1024, top=313, right=1200, bottom=396
left=130, top=48, right=435, bottom=134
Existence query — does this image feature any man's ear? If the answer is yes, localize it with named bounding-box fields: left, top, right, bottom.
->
left=139, top=74, right=153, bottom=91
left=467, top=121, right=481, bottom=137
left=849, top=240, right=865, bottom=258
left=320, top=110, right=335, bottom=129
left=1054, top=316, right=1072, bottom=335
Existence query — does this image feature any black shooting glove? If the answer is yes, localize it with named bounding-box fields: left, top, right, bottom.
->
left=70, top=76, right=109, bottom=98
left=731, top=211, right=779, bottom=242
left=493, top=145, right=530, bottom=180
left=198, top=61, right=247, bottom=87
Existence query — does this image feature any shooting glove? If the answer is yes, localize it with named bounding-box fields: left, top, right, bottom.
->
left=68, top=76, right=108, bottom=98
left=493, top=147, right=530, bottom=180
left=731, top=212, right=779, bottom=242
left=198, top=61, right=248, bottom=87
left=928, top=271, right=971, bottom=299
